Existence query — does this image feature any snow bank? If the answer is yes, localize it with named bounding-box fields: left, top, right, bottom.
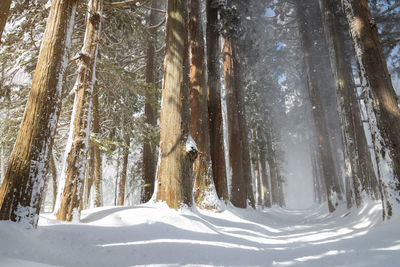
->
left=0, top=201, right=399, bottom=266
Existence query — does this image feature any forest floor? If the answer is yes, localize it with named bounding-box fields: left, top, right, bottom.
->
left=0, top=201, right=399, bottom=267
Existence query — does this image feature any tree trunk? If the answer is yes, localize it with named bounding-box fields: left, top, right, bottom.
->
left=117, top=135, right=130, bottom=206
left=83, top=143, right=94, bottom=210
left=50, top=153, right=58, bottom=212
left=0, top=0, right=12, bottom=43
left=0, top=0, right=77, bottom=227
left=222, top=37, right=246, bottom=208
left=92, top=86, right=102, bottom=207
left=141, top=0, right=161, bottom=203
left=342, top=0, right=400, bottom=218
left=56, top=0, right=103, bottom=222
left=296, top=1, right=341, bottom=212
left=156, top=0, right=194, bottom=209
left=206, top=0, right=228, bottom=203
left=189, top=0, right=217, bottom=209
left=232, top=41, right=255, bottom=209
left=320, top=0, right=363, bottom=208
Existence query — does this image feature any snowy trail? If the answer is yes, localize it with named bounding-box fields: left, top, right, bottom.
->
left=0, top=202, right=399, bottom=267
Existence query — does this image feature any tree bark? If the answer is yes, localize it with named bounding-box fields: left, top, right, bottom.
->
left=222, top=37, right=246, bottom=208
left=56, top=0, right=103, bottom=222
left=156, top=0, right=194, bottom=209
left=206, top=0, right=228, bottom=203
left=141, top=0, right=161, bottom=203
left=0, top=0, right=77, bottom=227
left=189, top=0, right=217, bottom=209
left=0, top=0, right=12, bottom=43
left=50, top=153, right=58, bottom=212
left=92, top=86, right=102, bottom=207
left=117, top=135, right=130, bottom=206
left=342, top=0, right=400, bottom=218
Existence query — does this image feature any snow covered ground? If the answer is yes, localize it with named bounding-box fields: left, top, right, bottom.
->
left=0, top=201, right=399, bottom=267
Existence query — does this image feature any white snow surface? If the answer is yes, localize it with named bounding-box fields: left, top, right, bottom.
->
left=0, top=201, right=399, bottom=267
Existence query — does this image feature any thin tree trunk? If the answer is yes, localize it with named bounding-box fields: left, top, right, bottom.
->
left=206, top=0, right=228, bottom=203
left=156, top=0, right=195, bottom=209
left=50, top=153, right=58, bottom=212
left=56, top=0, right=103, bottom=222
left=0, top=0, right=12, bottom=43
left=0, top=0, right=77, bottom=227
left=117, top=135, right=130, bottom=206
left=92, top=86, right=102, bottom=207
left=141, top=0, right=161, bottom=203
left=342, top=0, right=400, bottom=218
left=83, top=143, right=94, bottom=209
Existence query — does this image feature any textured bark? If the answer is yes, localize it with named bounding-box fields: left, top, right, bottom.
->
left=0, top=0, right=77, bottom=227
left=83, top=143, right=94, bottom=210
left=92, top=86, right=102, bottom=207
left=296, top=1, right=341, bottom=212
left=56, top=0, right=102, bottom=222
left=141, top=0, right=161, bottom=203
left=0, top=0, right=12, bottom=43
left=342, top=0, right=400, bottom=218
left=222, top=38, right=246, bottom=208
left=50, top=153, right=58, bottom=212
left=206, top=0, right=228, bottom=202
left=156, top=0, right=194, bottom=209
left=117, top=136, right=130, bottom=206
left=189, top=0, right=216, bottom=209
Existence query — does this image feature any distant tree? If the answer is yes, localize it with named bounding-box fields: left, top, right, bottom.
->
left=0, top=0, right=77, bottom=227
left=296, top=0, right=342, bottom=212
left=342, top=0, right=400, bottom=219
left=156, top=0, right=196, bottom=209
left=117, top=132, right=130, bottom=206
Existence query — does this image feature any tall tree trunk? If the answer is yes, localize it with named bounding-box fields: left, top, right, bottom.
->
left=156, top=0, right=195, bottom=209
left=206, top=0, right=228, bottom=203
left=189, top=0, right=217, bottom=209
left=117, top=135, right=130, bottom=206
left=0, top=0, right=12, bottom=43
left=56, top=0, right=103, bottom=222
left=342, top=0, right=400, bottom=218
left=296, top=1, right=341, bottom=212
left=232, top=41, right=255, bottom=208
left=92, top=86, right=102, bottom=207
left=222, top=37, right=246, bottom=208
left=141, top=0, right=161, bottom=203
left=320, top=0, right=362, bottom=208
left=0, top=0, right=77, bottom=227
